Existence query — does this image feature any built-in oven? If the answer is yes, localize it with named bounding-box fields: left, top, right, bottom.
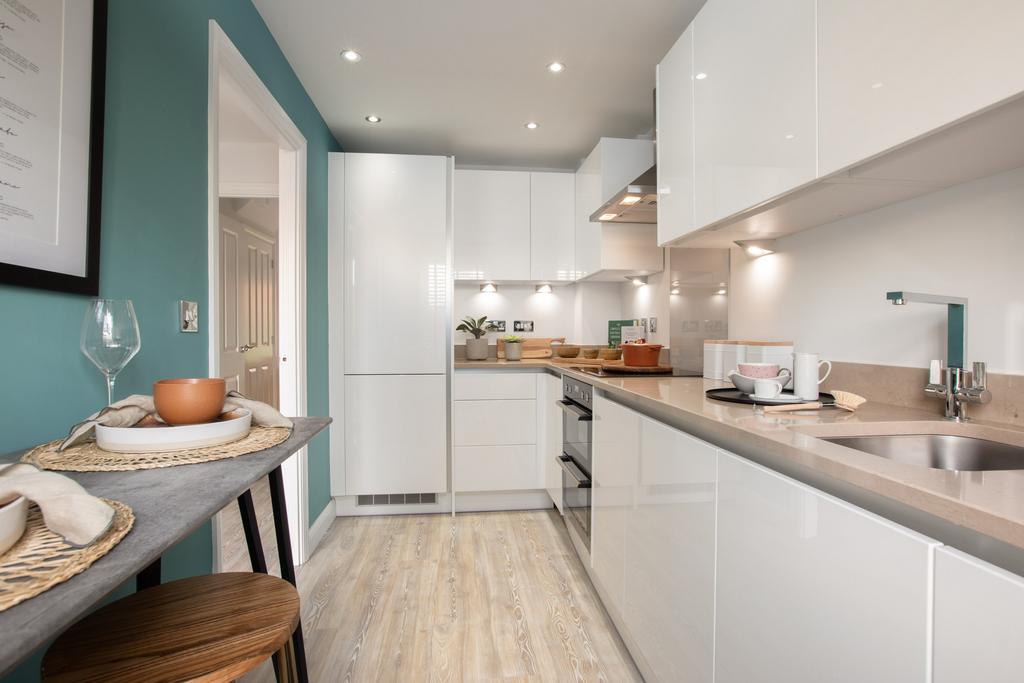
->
left=558, top=376, right=593, bottom=553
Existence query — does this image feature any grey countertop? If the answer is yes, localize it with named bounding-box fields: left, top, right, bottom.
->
left=0, top=416, right=330, bottom=676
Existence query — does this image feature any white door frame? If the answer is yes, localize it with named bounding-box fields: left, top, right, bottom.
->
left=207, top=21, right=311, bottom=567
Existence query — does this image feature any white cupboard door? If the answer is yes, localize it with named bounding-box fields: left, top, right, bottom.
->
left=591, top=394, right=640, bottom=620
left=934, top=547, right=1024, bottom=683
left=625, top=417, right=716, bottom=683
left=344, top=153, right=448, bottom=374
left=656, top=25, right=695, bottom=246
left=692, top=0, right=816, bottom=227
left=453, top=445, right=538, bottom=493
left=344, top=375, right=446, bottom=495
left=543, top=374, right=563, bottom=512
left=574, top=148, right=601, bottom=280
left=715, top=452, right=935, bottom=683
left=529, top=172, right=575, bottom=282
left=452, top=399, right=537, bottom=446
left=453, top=169, right=530, bottom=281
left=817, top=0, right=1024, bottom=177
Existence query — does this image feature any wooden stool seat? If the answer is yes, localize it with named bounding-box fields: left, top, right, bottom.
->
left=42, top=572, right=300, bottom=682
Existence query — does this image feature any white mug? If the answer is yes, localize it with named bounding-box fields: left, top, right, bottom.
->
left=793, top=352, right=832, bottom=400
left=754, top=377, right=785, bottom=399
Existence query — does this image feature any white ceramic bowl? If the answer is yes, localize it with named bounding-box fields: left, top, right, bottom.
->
left=0, top=496, right=28, bottom=557
left=96, top=409, right=252, bottom=453
left=728, top=368, right=791, bottom=394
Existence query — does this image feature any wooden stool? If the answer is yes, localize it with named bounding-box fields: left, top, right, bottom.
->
left=42, top=572, right=300, bottom=682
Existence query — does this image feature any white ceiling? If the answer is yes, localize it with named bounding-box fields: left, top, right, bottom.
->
left=251, top=0, right=704, bottom=170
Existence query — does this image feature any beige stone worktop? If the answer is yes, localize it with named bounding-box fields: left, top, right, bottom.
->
left=455, top=358, right=1024, bottom=555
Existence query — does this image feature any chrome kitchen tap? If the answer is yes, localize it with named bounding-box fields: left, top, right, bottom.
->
left=887, top=291, right=991, bottom=421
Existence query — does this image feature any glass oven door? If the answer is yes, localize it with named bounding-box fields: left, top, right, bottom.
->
left=559, top=399, right=592, bottom=474
left=559, top=455, right=591, bottom=549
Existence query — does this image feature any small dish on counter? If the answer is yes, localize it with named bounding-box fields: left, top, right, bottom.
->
left=582, top=348, right=599, bottom=359
left=728, top=368, right=791, bottom=394
left=153, top=378, right=226, bottom=425
left=0, top=492, right=28, bottom=557
left=599, top=348, right=622, bottom=361
left=556, top=345, right=581, bottom=358
left=96, top=409, right=252, bottom=453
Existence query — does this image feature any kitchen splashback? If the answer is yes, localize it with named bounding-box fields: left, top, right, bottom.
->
left=668, top=248, right=731, bottom=373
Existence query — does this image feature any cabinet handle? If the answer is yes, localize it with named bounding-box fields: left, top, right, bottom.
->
left=557, top=400, right=592, bottom=421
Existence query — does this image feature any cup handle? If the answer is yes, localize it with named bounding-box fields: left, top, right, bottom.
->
left=777, top=368, right=792, bottom=380
left=818, top=360, right=832, bottom=384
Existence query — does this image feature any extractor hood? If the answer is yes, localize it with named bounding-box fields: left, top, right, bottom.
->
left=589, top=166, right=657, bottom=224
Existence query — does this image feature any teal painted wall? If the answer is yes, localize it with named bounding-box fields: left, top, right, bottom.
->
left=0, top=1, right=339, bottom=679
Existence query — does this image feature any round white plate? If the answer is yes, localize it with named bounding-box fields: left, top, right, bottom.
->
left=96, top=409, right=252, bottom=453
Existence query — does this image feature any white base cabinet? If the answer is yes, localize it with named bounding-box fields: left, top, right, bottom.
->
left=714, top=452, right=937, bottom=683
left=934, top=547, right=1024, bottom=683
left=540, top=373, right=563, bottom=512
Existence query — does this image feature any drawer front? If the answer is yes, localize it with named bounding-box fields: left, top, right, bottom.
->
left=454, top=445, right=539, bottom=492
left=453, top=372, right=538, bottom=400
left=453, top=400, right=537, bottom=446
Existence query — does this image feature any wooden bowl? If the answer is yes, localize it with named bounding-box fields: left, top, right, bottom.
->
left=154, top=378, right=226, bottom=425
left=599, top=348, right=623, bottom=361
left=556, top=345, right=581, bottom=358
left=582, top=348, right=599, bottom=359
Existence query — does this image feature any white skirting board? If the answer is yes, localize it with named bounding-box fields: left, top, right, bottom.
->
left=304, top=498, right=336, bottom=563
left=332, top=490, right=554, bottom=517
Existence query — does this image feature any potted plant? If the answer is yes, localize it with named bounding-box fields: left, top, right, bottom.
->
left=503, top=335, right=524, bottom=361
left=456, top=315, right=493, bottom=360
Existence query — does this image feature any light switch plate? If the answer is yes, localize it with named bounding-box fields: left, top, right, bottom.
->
left=649, top=317, right=658, bottom=334
left=513, top=320, right=534, bottom=332
left=488, top=319, right=506, bottom=332
left=179, top=300, right=199, bottom=333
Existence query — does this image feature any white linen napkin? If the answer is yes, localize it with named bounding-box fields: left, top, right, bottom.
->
left=0, top=464, right=114, bottom=547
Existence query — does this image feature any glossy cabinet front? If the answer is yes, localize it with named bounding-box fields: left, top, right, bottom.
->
left=655, top=25, right=695, bottom=246
left=817, top=0, right=1024, bottom=177
left=529, top=172, right=575, bottom=282
left=692, top=0, right=816, bottom=226
left=541, top=374, right=564, bottom=512
left=933, top=547, right=1024, bottom=683
left=453, top=169, right=531, bottom=281
left=715, top=452, right=936, bottom=683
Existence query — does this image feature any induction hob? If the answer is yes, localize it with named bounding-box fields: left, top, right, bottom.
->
left=574, top=366, right=704, bottom=378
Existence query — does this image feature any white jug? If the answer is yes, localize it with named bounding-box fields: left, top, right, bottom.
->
left=793, top=352, right=832, bottom=400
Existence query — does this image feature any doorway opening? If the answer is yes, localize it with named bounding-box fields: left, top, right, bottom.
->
left=207, top=22, right=310, bottom=570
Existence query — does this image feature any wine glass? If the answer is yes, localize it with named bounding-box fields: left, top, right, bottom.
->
left=80, top=299, right=142, bottom=406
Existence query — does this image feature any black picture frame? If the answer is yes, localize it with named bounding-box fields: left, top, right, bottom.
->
left=0, top=0, right=107, bottom=296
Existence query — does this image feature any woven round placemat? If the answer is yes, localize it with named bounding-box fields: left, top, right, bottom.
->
left=0, top=499, right=134, bottom=612
left=21, top=426, right=292, bottom=472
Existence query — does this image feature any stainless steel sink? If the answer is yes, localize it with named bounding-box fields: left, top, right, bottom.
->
left=823, top=434, right=1024, bottom=471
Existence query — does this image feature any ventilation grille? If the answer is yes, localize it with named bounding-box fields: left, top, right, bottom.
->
left=357, top=493, right=438, bottom=506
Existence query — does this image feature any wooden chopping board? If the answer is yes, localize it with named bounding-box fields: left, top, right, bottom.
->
left=601, top=363, right=673, bottom=374
left=550, top=356, right=624, bottom=367
left=497, top=337, right=565, bottom=359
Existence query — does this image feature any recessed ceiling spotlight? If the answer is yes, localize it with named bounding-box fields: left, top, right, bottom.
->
left=341, top=49, right=362, bottom=63
left=365, top=115, right=382, bottom=124
left=695, top=72, right=708, bottom=80
left=524, top=121, right=539, bottom=130
left=547, top=61, right=566, bottom=73
left=784, top=133, right=796, bottom=140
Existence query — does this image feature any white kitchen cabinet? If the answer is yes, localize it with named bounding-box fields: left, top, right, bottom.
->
left=934, top=547, right=1024, bottom=683
left=453, top=445, right=537, bottom=493
left=344, top=375, right=447, bottom=495
left=529, top=172, right=575, bottom=282
left=343, top=153, right=449, bottom=375
left=715, top=451, right=936, bottom=683
left=453, top=399, right=536, bottom=447
left=574, top=138, right=660, bottom=281
left=624, top=417, right=716, bottom=683
left=817, top=0, right=1024, bottom=178
left=692, top=0, right=816, bottom=227
left=452, top=372, right=536, bottom=401
left=591, top=394, right=640, bottom=621
left=541, top=373, right=563, bottom=512
left=655, top=25, right=695, bottom=246
left=453, top=169, right=531, bottom=281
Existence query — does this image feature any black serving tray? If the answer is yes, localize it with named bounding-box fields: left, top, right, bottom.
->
left=706, top=388, right=836, bottom=407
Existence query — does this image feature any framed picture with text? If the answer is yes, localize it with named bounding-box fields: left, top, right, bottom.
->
left=0, top=0, right=108, bottom=295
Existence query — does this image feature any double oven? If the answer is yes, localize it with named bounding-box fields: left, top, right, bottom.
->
left=557, top=375, right=593, bottom=555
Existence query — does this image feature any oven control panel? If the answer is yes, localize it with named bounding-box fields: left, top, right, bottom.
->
left=562, top=376, right=593, bottom=410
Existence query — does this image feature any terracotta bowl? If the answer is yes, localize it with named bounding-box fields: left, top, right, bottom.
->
left=582, top=348, right=599, bottom=359
left=622, top=343, right=663, bottom=367
left=556, top=345, right=581, bottom=358
left=154, top=378, right=226, bottom=425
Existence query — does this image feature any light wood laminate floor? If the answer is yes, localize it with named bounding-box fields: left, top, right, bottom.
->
left=242, top=509, right=641, bottom=682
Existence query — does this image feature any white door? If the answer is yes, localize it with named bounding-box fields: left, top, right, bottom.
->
left=542, top=374, right=564, bottom=512
left=529, top=172, right=575, bottom=282
left=453, top=169, right=531, bottom=281
left=219, top=210, right=278, bottom=406
left=344, top=153, right=448, bottom=375
left=656, top=25, right=695, bottom=246
left=714, top=451, right=936, bottom=683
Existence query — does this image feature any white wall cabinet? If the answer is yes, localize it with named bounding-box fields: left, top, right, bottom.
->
left=655, top=25, right=695, bottom=246
left=530, top=172, right=575, bottom=282
left=817, top=0, right=1024, bottom=178
left=625, top=417, right=716, bottom=683
left=692, top=0, right=817, bottom=227
left=933, top=547, right=1024, bottom=683
left=715, top=451, right=936, bottom=683
left=540, top=373, right=564, bottom=512
left=453, top=169, right=531, bottom=281
left=344, top=375, right=447, bottom=495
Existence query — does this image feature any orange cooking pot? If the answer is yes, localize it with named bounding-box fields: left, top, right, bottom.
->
left=621, top=343, right=663, bottom=367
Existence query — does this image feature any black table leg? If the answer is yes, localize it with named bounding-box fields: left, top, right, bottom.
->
left=237, top=488, right=282, bottom=682
left=267, top=465, right=309, bottom=683
left=135, top=557, right=161, bottom=592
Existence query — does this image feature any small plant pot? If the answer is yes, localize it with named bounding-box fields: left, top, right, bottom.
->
left=504, top=342, right=523, bottom=361
left=465, top=338, right=489, bottom=361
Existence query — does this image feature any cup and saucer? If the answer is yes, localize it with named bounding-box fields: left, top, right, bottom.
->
left=727, top=363, right=792, bottom=397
